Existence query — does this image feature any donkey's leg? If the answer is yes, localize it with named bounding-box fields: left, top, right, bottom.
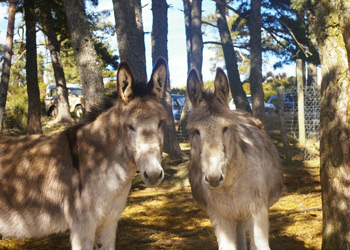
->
left=211, top=216, right=238, bottom=250
left=249, top=207, right=270, bottom=250
left=70, top=221, right=96, bottom=250
left=236, top=220, right=247, bottom=250
left=94, top=185, right=131, bottom=250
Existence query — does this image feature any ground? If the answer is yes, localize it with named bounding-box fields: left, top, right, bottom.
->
left=0, top=119, right=322, bottom=250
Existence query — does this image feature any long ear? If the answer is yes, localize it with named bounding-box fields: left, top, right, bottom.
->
left=187, top=68, right=203, bottom=108
left=214, top=68, right=230, bottom=106
left=117, top=61, right=134, bottom=104
left=148, top=57, right=167, bottom=101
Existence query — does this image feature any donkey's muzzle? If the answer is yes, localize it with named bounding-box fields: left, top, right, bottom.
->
left=142, top=168, right=164, bottom=187
left=204, top=173, right=225, bottom=189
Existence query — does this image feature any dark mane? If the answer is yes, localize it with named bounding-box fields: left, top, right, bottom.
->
left=81, top=81, right=151, bottom=125
left=202, top=90, right=229, bottom=116
left=81, top=92, right=119, bottom=125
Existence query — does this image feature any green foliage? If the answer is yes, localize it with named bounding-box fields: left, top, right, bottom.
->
left=104, top=81, right=116, bottom=89
left=89, top=9, right=119, bottom=78
left=203, top=10, right=250, bottom=79
left=170, top=87, right=186, bottom=96
left=60, top=43, right=81, bottom=85
left=3, top=82, right=47, bottom=133
left=104, top=81, right=117, bottom=95
left=4, top=85, right=28, bottom=132
left=242, top=82, right=250, bottom=95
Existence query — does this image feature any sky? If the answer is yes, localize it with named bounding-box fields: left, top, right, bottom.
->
left=0, top=0, right=295, bottom=88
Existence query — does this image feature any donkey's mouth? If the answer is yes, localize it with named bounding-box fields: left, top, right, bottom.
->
left=141, top=168, right=164, bottom=187
left=203, top=174, right=225, bottom=189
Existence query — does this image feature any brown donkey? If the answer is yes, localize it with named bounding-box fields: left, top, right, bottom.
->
left=0, top=58, right=169, bottom=250
left=186, top=68, right=283, bottom=250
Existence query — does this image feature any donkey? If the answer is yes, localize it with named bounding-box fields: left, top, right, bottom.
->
left=0, top=57, right=170, bottom=250
left=186, top=68, right=284, bottom=250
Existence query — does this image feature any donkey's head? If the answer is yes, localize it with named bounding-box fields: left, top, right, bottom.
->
left=187, top=68, right=235, bottom=189
left=117, top=58, right=169, bottom=187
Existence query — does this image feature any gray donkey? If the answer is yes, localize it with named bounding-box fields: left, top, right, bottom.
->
left=0, top=58, right=170, bottom=250
left=186, top=68, right=283, bottom=250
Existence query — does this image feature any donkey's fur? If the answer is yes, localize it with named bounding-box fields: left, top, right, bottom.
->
left=0, top=58, right=170, bottom=250
left=187, top=68, right=283, bottom=250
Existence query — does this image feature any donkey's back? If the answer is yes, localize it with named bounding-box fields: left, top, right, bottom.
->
left=0, top=132, right=73, bottom=238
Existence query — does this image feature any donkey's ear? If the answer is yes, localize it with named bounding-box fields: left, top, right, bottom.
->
left=214, top=68, right=230, bottom=106
left=149, top=57, right=167, bottom=101
left=187, top=69, right=203, bottom=108
left=117, top=61, right=134, bottom=104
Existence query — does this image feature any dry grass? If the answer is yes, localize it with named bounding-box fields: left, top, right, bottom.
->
left=0, top=121, right=322, bottom=250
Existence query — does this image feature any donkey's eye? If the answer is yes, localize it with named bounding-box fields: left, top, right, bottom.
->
left=223, top=127, right=228, bottom=134
left=194, top=129, right=200, bottom=136
left=158, top=121, right=163, bottom=129
left=128, top=124, right=135, bottom=132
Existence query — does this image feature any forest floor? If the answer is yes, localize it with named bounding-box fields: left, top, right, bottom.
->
left=0, top=118, right=322, bottom=250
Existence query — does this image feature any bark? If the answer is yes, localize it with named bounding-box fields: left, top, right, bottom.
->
left=216, top=0, right=251, bottom=113
left=249, top=0, right=264, bottom=121
left=25, top=0, right=42, bottom=134
left=306, top=3, right=319, bottom=87
left=316, top=1, right=350, bottom=249
left=307, top=63, right=318, bottom=86
left=113, top=0, right=147, bottom=83
left=183, top=0, right=192, bottom=73
left=178, top=0, right=204, bottom=140
left=63, top=0, right=104, bottom=110
left=0, top=0, right=16, bottom=131
left=338, top=0, right=350, bottom=67
left=190, top=0, right=203, bottom=79
left=296, top=59, right=306, bottom=146
left=41, top=3, right=73, bottom=124
left=152, top=0, right=182, bottom=158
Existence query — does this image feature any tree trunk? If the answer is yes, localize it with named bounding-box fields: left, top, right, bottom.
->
left=0, top=0, right=16, bottom=132
left=63, top=0, right=104, bottom=110
left=296, top=59, right=306, bottom=146
left=113, top=0, right=147, bottom=83
left=306, top=1, right=319, bottom=87
left=178, top=0, right=204, bottom=140
left=25, top=0, right=42, bottom=134
left=249, top=0, right=264, bottom=121
left=216, top=0, right=251, bottom=113
left=41, top=4, right=73, bottom=124
left=307, top=63, right=318, bottom=86
left=152, top=0, right=182, bottom=158
left=183, top=0, right=192, bottom=73
left=338, top=1, right=350, bottom=67
left=190, top=0, right=203, bottom=79
left=316, top=1, right=350, bottom=249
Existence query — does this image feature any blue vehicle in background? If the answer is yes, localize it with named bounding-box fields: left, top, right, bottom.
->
left=267, top=92, right=297, bottom=112
left=171, top=94, right=185, bottom=124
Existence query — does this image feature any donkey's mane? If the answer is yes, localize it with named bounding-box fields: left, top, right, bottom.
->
left=82, top=92, right=119, bottom=125
left=81, top=82, right=151, bottom=125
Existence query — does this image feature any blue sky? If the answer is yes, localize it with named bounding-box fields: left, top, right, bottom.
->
left=0, top=0, right=295, bottom=88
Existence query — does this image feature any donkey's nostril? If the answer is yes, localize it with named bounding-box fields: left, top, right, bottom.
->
left=159, top=171, right=163, bottom=179
left=144, top=171, right=148, bottom=180
left=204, top=174, right=224, bottom=188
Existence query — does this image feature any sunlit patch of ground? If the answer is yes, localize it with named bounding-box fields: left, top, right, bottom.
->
left=0, top=120, right=322, bottom=250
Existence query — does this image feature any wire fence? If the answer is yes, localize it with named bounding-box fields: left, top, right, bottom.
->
left=176, top=85, right=321, bottom=160
left=284, top=86, right=320, bottom=160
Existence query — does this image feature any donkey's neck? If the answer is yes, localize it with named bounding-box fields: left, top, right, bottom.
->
left=72, top=104, right=136, bottom=182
